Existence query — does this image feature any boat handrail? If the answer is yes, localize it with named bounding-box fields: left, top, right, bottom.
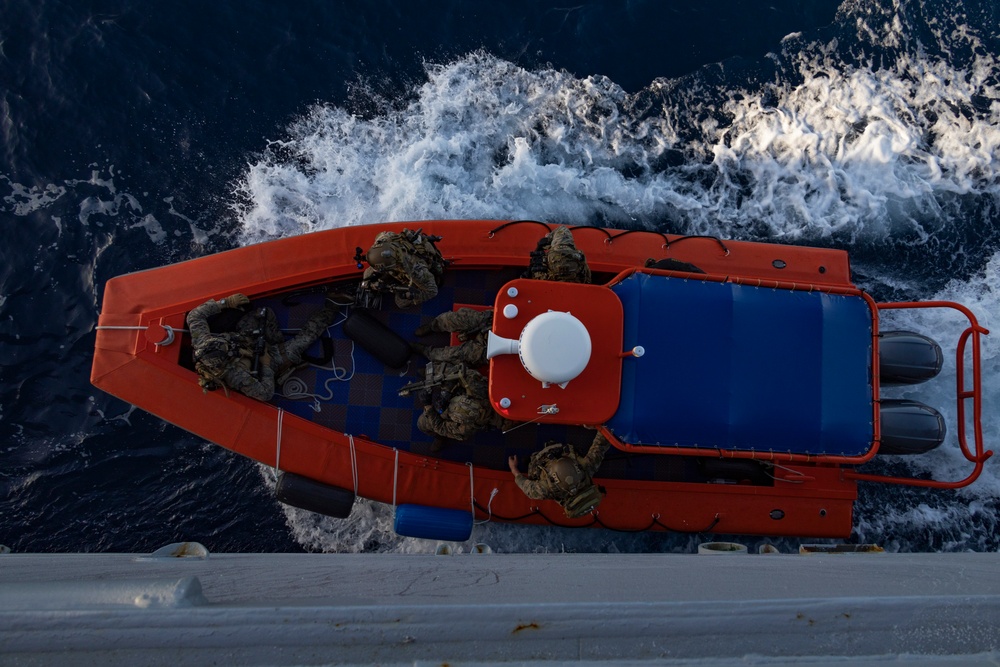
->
left=601, top=271, right=883, bottom=466
left=597, top=428, right=883, bottom=465
left=599, top=299, right=990, bottom=488
left=846, top=301, right=993, bottom=489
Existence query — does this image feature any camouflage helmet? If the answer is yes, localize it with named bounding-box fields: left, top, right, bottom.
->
left=549, top=457, right=584, bottom=493
left=366, top=245, right=397, bottom=268
left=193, top=334, right=234, bottom=369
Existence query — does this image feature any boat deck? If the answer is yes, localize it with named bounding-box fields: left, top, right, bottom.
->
left=179, top=267, right=774, bottom=487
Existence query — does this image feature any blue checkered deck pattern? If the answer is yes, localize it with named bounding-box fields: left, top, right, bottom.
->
left=606, top=273, right=875, bottom=457
left=262, top=271, right=585, bottom=473
left=256, top=269, right=765, bottom=484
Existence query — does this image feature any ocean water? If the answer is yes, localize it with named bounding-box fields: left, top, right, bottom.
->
left=2, top=0, right=998, bottom=554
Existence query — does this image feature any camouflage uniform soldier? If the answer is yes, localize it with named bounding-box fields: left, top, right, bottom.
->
left=415, top=361, right=512, bottom=450
left=525, top=225, right=592, bottom=284
left=362, top=229, right=444, bottom=308
left=507, top=432, right=610, bottom=518
left=188, top=293, right=336, bottom=401
left=413, top=307, right=493, bottom=367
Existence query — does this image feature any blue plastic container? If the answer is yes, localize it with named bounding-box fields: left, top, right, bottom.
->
left=394, top=504, right=473, bottom=542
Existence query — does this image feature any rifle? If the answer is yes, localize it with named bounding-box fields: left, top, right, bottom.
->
left=522, top=232, right=552, bottom=278
left=250, top=308, right=268, bottom=377
left=526, top=248, right=548, bottom=278
left=409, top=228, right=443, bottom=245
left=398, top=362, right=473, bottom=411
left=357, top=277, right=415, bottom=308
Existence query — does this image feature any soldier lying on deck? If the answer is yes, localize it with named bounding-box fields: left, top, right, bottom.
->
left=401, top=360, right=515, bottom=452
left=187, top=292, right=336, bottom=401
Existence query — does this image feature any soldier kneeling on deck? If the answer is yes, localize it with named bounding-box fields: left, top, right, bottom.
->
left=360, top=228, right=445, bottom=308
left=507, top=432, right=610, bottom=518
left=524, top=225, right=592, bottom=284
left=188, top=292, right=337, bottom=401
left=404, top=360, right=513, bottom=452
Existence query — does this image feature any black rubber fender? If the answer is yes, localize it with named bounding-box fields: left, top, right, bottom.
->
left=275, top=472, right=355, bottom=518
left=343, top=308, right=412, bottom=369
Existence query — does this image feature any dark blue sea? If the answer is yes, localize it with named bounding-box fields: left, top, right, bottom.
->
left=2, top=0, right=998, bottom=554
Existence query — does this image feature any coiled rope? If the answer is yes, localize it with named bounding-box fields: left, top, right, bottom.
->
left=279, top=312, right=355, bottom=409
left=279, top=342, right=356, bottom=409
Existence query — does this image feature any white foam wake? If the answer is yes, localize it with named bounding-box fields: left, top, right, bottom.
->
left=239, top=0, right=1000, bottom=552
left=236, top=15, right=1000, bottom=248
left=876, top=250, right=1000, bottom=500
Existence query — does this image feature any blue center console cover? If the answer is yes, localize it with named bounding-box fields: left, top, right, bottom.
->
left=606, top=273, right=874, bottom=457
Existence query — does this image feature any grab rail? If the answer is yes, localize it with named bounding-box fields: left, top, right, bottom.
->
left=602, top=292, right=991, bottom=490
left=845, top=301, right=993, bottom=489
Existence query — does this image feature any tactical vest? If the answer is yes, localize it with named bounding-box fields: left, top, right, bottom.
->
left=446, top=395, right=489, bottom=426
left=376, top=229, right=445, bottom=283
left=405, top=228, right=445, bottom=280
left=193, top=332, right=252, bottom=390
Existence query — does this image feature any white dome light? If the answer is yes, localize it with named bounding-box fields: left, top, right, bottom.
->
left=487, top=311, right=592, bottom=386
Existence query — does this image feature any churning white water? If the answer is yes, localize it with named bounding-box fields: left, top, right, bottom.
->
left=238, top=0, right=1000, bottom=552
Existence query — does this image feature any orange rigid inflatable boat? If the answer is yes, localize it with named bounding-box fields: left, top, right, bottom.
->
left=91, top=220, right=993, bottom=541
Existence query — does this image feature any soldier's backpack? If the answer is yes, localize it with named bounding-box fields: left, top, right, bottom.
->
left=398, top=228, right=446, bottom=283
left=546, top=245, right=590, bottom=283
left=561, top=483, right=605, bottom=518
